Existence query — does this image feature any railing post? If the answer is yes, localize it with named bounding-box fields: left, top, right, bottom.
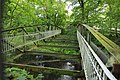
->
left=35, top=27, right=39, bottom=45
left=44, top=26, right=46, bottom=32
left=87, top=31, right=91, bottom=44
left=55, top=27, right=57, bottom=30
left=53, top=26, right=55, bottom=30
left=40, top=25, right=42, bottom=32
left=46, top=26, right=48, bottom=31
left=22, top=28, right=26, bottom=52
left=81, top=25, right=84, bottom=36
left=49, top=26, right=51, bottom=31
left=84, top=27, right=87, bottom=39
left=51, top=26, right=53, bottom=30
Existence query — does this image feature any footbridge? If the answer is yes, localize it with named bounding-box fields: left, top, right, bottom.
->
left=1, top=24, right=120, bottom=80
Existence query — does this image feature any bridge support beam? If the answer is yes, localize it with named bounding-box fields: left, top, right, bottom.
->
left=5, top=63, right=84, bottom=77
left=36, top=45, right=79, bottom=50
left=24, top=51, right=80, bottom=60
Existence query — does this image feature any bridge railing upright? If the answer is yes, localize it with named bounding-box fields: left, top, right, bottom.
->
left=77, top=24, right=119, bottom=80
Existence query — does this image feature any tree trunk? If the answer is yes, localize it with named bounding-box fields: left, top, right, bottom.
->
left=78, top=0, right=84, bottom=23
left=0, top=0, right=5, bottom=79
left=115, top=25, right=118, bottom=37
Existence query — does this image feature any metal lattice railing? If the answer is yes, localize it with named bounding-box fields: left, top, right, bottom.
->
left=2, top=25, right=61, bottom=53
left=77, top=31, right=117, bottom=80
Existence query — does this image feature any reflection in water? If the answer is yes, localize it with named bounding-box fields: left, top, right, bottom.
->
left=57, top=62, right=76, bottom=80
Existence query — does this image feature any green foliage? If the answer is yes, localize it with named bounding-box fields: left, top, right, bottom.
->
left=4, top=0, right=120, bottom=35
left=5, top=67, right=43, bottom=80
left=4, top=0, right=68, bottom=30
left=68, top=0, right=120, bottom=36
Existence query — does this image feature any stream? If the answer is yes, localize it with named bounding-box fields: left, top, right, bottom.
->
left=35, top=55, right=77, bottom=80
left=57, top=62, right=76, bottom=80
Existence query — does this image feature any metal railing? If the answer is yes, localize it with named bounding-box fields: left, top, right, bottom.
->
left=77, top=31, right=117, bottom=80
left=2, top=25, right=61, bottom=53
left=79, top=24, right=120, bottom=64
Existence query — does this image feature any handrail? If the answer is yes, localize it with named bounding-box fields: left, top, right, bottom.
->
left=80, top=24, right=120, bottom=63
left=82, top=24, right=120, bottom=52
left=1, top=24, right=60, bottom=33
left=77, top=31, right=117, bottom=80
left=2, top=30, right=61, bottom=53
left=4, top=31, right=56, bottom=39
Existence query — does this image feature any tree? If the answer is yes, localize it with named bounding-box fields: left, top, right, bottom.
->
left=4, top=0, right=68, bottom=30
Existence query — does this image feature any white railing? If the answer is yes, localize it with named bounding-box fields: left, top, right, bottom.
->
left=77, top=31, right=117, bottom=80
left=2, top=30, right=61, bottom=52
